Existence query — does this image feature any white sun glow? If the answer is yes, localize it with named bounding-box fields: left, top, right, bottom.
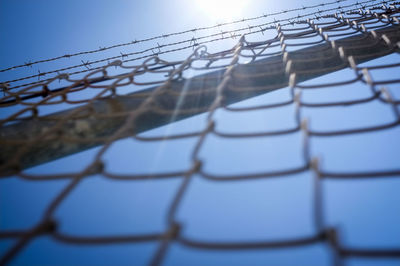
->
left=196, top=0, right=247, bottom=21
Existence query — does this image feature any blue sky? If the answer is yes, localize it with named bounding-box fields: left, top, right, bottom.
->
left=1, top=0, right=400, bottom=265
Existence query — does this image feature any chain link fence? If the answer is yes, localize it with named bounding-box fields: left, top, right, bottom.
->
left=1, top=1, right=400, bottom=265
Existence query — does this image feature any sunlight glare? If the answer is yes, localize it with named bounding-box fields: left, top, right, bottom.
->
left=196, top=0, right=247, bottom=21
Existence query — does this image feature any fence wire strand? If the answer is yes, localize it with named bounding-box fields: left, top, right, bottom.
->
left=0, top=0, right=394, bottom=90
left=0, top=0, right=357, bottom=74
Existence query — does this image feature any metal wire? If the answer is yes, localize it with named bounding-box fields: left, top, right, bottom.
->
left=0, top=0, right=355, bottom=73
left=0, top=0, right=393, bottom=90
left=1, top=2, right=400, bottom=266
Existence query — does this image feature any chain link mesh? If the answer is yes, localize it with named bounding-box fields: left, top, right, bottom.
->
left=1, top=1, right=400, bottom=265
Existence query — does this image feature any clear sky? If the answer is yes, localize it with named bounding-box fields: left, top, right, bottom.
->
left=1, top=0, right=400, bottom=265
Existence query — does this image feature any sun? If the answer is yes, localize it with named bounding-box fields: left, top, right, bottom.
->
left=196, top=0, right=247, bottom=22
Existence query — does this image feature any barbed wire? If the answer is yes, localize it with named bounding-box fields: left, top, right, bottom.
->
left=1, top=0, right=395, bottom=90
left=1, top=2, right=400, bottom=266
left=0, top=0, right=352, bottom=73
